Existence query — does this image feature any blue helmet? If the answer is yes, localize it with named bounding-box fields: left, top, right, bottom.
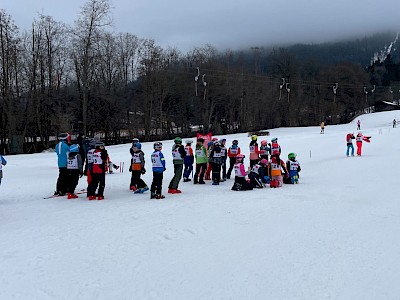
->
left=70, top=144, right=79, bottom=153
left=134, top=142, right=142, bottom=150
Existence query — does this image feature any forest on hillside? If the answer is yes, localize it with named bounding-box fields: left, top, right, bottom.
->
left=1, top=0, right=400, bottom=154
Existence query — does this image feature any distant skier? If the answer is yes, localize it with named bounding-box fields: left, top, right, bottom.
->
left=320, top=121, right=325, bottom=133
left=346, top=133, right=355, bottom=157
left=0, top=154, right=7, bottom=186
left=393, top=118, right=397, bottom=128
left=357, top=119, right=361, bottom=130
left=356, top=132, right=371, bottom=156
left=150, top=142, right=166, bottom=199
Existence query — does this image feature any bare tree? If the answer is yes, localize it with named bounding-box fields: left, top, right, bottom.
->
left=0, top=10, right=21, bottom=153
left=71, top=0, right=112, bottom=135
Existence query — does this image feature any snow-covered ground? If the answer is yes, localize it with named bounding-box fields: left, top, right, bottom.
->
left=1, top=111, right=400, bottom=300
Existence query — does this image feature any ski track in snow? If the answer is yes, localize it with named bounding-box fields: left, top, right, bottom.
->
left=1, top=111, right=400, bottom=299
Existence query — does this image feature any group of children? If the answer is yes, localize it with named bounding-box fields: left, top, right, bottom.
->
left=126, top=134, right=302, bottom=199
left=228, top=135, right=301, bottom=191
left=55, top=133, right=116, bottom=200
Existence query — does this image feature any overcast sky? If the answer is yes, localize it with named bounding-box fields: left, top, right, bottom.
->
left=2, top=0, right=399, bottom=52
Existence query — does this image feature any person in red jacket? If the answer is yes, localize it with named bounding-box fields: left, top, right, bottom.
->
left=87, top=141, right=108, bottom=200
left=356, top=132, right=371, bottom=156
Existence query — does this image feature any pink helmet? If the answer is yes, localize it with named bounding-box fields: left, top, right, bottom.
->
left=260, top=159, right=268, bottom=165
left=236, top=154, right=245, bottom=162
left=261, top=140, right=267, bottom=146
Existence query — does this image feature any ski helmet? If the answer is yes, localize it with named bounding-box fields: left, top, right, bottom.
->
left=95, top=141, right=105, bottom=148
left=132, top=138, right=140, bottom=143
left=58, top=133, right=69, bottom=141
left=261, top=140, right=268, bottom=146
left=70, top=144, right=79, bottom=153
left=288, top=152, right=296, bottom=160
left=236, top=154, right=245, bottom=162
left=220, top=138, right=226, bottom=145
left=153, top=142, right=162, bottom=150
left=185, top=139, right=193, bottom=145
left=251, top=134, right=258, bottom=141
left=174, top=137, right=182, bottom=144
left=232, top=139, right=238, bottom=145
left=197, top=138, right=205, bottom=143
left=212, top=137, right=218, bottom=141
left=260, top=158, right=268, bottom=165
left=271, top=137, right=278, bottom=143
left=134, top=142, right=142, bottom=150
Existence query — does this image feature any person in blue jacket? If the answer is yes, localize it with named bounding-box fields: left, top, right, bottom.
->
left=54, top=133, right=70, bottom=195
left=0, top=154, right=7, bottom=186
left=150, top=142, right=166, bottom=199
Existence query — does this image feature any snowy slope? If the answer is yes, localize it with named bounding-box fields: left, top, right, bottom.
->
left=1, top=111, right=400, bottom=300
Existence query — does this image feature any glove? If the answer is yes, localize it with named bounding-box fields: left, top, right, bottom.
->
left=141, top=167, right=146, bottom=174
left=129, top=165, right=132, bottom=172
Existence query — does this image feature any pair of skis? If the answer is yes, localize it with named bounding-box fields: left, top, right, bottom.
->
left=44, top=189, right=86, bottom=199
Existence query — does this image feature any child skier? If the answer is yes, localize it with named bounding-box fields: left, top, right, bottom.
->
left=205, top=139, right=217, bottom=180
left=54, top=133, right=70, bottom=196
left=268, top=137, right=281, bottom=156
left=356, top=132, right=371, bottom=156
left=209, top=140, right=224, bottom=185
left=268, top=153, right=288, bottom=188
left=168, top=137, right=186, bottom=194
left=285, top=153, right=301, bottom=184
left=66, top=144, right=84, bottom=199
left=226, top=139, right=240, bottom=179
left=87, top=141, right=108, bottom=200
left=259, top=140, right=270, bottom=161
left=85, top=140, right=96, bottom=187
left=183, top=140, right=194, bottom=182
left=150, top=142, right=166, bottom=199
left=248, top=159, right=268, bottom=188
left=232, top=154, right=253, bottom=191
left=249, top=135, right=260, bottom=167
left=193, top=138, right=207, bottom=184
left=129, top=142, right=149, bottom=193
left=220, top=138, right=228, bottom=181
left=0, top=154, right=7, bottom=186
left=346, top=133, right=355, bottom=157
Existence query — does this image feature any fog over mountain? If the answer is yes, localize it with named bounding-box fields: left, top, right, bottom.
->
left=2, top=0, right=399, bottom=52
